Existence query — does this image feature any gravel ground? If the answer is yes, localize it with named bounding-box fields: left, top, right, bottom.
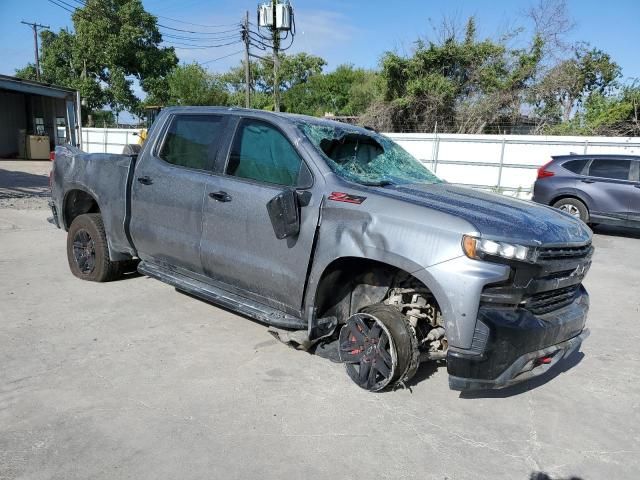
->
left=1, top=161, right=639, bottom=480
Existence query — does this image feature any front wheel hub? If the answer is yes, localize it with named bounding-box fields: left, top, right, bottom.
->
left=339, top=313, right=397, bottom=391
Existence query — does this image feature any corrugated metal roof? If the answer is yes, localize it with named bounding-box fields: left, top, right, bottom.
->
left=0, top=74, right=76, bottom=99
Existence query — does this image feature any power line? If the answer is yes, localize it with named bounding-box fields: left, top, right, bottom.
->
left=154, top=15, right=239, bottom=30
left=201, top=49, right=244, bottom=65
left=51, top=0, right=242, bottom=36
left=46, top=0, right=74, bottom=14
left=161, top=30, right=241, bottom=41
left=46, top=0, right=243, bottom=50
left=157, top=23, right=240, bottom=35
left=52, top=0, right=82, bottom=11
left=165, top=39, right=242, bottom=50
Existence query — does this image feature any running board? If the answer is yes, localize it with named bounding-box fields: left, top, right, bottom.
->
left=138, top=261, right=305, bottom=330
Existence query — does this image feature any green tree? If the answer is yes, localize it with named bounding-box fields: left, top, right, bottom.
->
left=367, top=17, right=544, bottom=133
left=283, top=65, right=382, bottom=116
left=222, top=52, right=326, bottom=110
left=533, top=44, right=621, bottom=126
left=149, top=63, right=229, bottom=106
left=547, top=82, right=640, bottom=136
left=15, top=0, right=177, bottom=117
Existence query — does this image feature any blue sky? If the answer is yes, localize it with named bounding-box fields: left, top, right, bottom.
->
left=1, top=0, right=638, bottom=83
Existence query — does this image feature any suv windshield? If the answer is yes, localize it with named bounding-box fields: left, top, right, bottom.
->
left=297, top=121, right=441, bottom=186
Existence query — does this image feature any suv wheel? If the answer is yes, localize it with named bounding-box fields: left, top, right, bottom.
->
left=553, top=198, right=589, bottom=223
left=338, top=304, right=419, bottom=391
left=67, top=213, right=123, bottom=282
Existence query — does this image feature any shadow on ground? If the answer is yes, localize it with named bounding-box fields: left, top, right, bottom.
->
left=0, top=168, right=50, bottom=199
left=592, top=224, right=640, bottom=239
left=530, top=472, right=584, bottom=480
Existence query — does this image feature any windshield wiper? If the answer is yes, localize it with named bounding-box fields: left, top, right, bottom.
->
left=359, top=180, right=396, bottom=187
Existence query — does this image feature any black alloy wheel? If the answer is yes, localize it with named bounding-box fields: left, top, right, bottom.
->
left=339, top=312, right=397, bottom=391
left=72, top=229, right=96, bottom=274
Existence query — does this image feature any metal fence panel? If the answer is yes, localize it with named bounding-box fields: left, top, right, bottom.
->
left=387, top=132, right=640, bottom=197
left=81, top=127, right=640, bottom=198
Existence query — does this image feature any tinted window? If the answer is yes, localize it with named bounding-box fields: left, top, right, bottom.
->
left=588, top=159, right=631, bottom=181
left=562, top=159, right=587, bottom=174
left=226, top=119, right=305, bottom=187
left=159, top=115, right=224, bottom=170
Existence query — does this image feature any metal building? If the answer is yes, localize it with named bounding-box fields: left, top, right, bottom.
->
left=0, top=74, right=81, bottom=158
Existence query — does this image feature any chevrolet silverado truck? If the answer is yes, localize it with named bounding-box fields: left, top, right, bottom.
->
left=49, top=107, right=593, bottom=392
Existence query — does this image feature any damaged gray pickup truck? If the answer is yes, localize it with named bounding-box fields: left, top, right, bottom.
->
left=49, top=107, right=593, bottom=392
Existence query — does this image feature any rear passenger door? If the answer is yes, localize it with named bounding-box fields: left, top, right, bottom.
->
left=130, top=113, right=227, bottom=273
left=578, top=158, right=634, bottom=222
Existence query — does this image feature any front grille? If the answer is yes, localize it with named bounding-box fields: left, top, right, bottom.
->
left=523, top=285, right=580, bottom=315
left=537, top=243, right=592, bottom=260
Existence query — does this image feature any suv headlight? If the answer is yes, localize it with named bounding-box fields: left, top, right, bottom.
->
left=462, top=235, right=537, bottom=263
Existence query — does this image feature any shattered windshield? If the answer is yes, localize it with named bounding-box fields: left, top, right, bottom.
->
left=297, top=121, right=441, bottom=186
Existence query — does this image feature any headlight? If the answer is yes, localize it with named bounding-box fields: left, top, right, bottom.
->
left=462, top=235, right=537, bottom=263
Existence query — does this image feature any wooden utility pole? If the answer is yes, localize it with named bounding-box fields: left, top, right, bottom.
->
left=21, top=20, right=49, bottom=81
left=243, top=11, right=251, bottom=108
left=271, top=0, right=280, bottom=112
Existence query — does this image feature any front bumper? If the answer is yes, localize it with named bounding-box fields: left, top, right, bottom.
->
left=447, top=285, right=589, bottom=391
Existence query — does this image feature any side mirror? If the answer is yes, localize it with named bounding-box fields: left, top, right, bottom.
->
left=266, top=188, right=300, bottom=239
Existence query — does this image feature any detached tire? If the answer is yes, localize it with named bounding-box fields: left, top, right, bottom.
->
left=339, top=304, right=419, bottom=391
left=553, top=198, right=589, bottom=223
left=66, top=213, right=122, bottom=282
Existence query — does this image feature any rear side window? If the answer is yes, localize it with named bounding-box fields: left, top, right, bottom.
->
left=588, top=159, right=631, bottom=181
left=226, top=119, right=307, bottom=187
left=159, top=114, right=225, bottom=170
left=562, top=159, right=587, bottom=174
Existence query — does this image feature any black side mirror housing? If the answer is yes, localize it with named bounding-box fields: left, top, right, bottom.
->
left=266, top=188, right=300, bottom=239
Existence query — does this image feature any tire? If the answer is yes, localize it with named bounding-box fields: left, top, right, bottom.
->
left=339, top=304, right=419, bottom=391
left=66, top=213, right=123, bottom=282
left=122, top=144, right=142, bottom=155
left=553, top=198, right=589, bottom=223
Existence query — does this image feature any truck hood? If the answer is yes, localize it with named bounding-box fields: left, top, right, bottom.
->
left=377, top=183, right=592, bottom=246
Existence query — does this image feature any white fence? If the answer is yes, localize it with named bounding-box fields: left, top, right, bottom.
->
left=81, top=127, right=640, bottom=198
left=388, top=133, right=640, bottom=197
left=81, top=127, right=140, bottom=155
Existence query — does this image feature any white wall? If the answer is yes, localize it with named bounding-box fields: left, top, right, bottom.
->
left=81, top=127, right=140, bottom=154
left=81, top=127, right=640, bottom=197
left=386, top=132, right=640, bottom=197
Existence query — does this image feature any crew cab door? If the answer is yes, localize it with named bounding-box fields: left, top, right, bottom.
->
left=578, top=158, right=635, bottom=223
left=200, top=117, right=321, bottom=315
left=130, top=113, right=227, bottom=273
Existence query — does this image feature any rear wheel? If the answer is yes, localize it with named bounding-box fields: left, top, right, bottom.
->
left=339, top=304, right=418, bottom=391
left=66, top=213, right=123, bottom=282
left=553, top=198, right=589, bottom=223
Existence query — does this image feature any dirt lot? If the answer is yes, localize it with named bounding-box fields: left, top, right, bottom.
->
left=1, top=161, right=639, bottom=480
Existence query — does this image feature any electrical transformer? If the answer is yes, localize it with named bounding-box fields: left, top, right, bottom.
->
left=258, top=4, right=273, bottom=27
left=257, top=2, right=292, bottom=30
left=275, top=3, right=292, bottom=30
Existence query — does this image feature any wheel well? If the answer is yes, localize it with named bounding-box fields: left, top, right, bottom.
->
left=314, top=257, right=438, bottom=324
left=63, top=190, right=100, bottom=229
left=550, top=194, right=588, bottom=210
